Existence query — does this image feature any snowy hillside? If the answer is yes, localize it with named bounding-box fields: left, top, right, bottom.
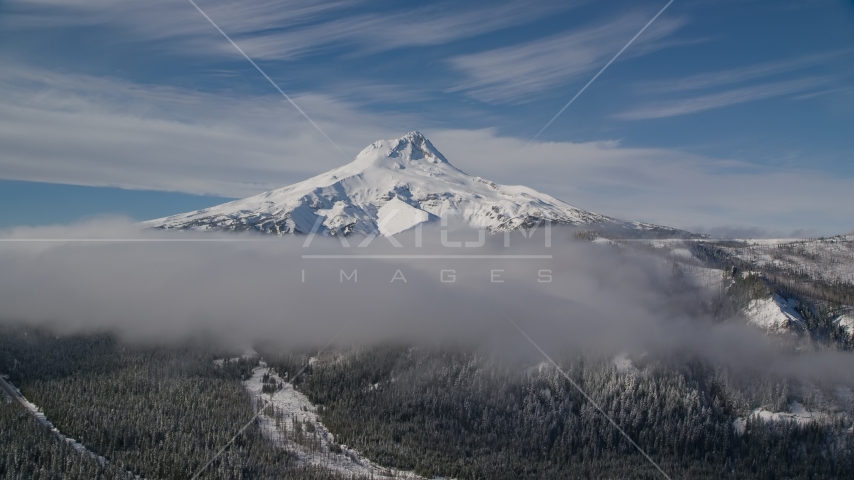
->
left=719, top=235, right=854, bottom=285
left=242, top=361, right=425, bottom=479
left=837, top=313, right=853, bottom=335
left=145, top=132, right=685, bottom=237
left=744, top=294, right=806, bottom=334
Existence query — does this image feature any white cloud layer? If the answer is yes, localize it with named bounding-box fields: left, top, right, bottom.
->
left=2, top=221, right=853, bottom=383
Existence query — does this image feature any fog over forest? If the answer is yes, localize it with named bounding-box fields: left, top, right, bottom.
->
left=2, top=219, right=852, bottom=385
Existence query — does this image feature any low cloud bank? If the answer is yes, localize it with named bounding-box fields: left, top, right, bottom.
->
left=1, top=219, right=852, bottom=383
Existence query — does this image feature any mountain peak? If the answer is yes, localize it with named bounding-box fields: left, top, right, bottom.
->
left=352, top=131, right=452, bottom=171
left=145, top=132, right=687, bottom=237
left=392, top=131, right=449, bottom=164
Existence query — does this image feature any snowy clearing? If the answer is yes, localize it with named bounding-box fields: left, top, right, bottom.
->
left=836, top=314, right=853, bottom=335
left=733, top=401, right=831, bottom=435
left=744, top=295, right=805, bottom=333
left=243, top=362, right=426, bottom=479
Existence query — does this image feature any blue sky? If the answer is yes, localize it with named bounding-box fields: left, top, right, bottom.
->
left=1, top=0, right=853, bottom=236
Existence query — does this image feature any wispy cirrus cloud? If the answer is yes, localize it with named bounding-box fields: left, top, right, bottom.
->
left=615, top=76, right=833, bottom=120
left=237, top=1, right=580, bottom=60
left=2, top=0, right=356, bottom=40
left=2, top=0, right=574, bottom=60
left=446, top=13, right=687, bottom=104
left=635, top=51, right=847, bottom=94
left=616, top=50, right=852, bottom=120
left=0, top=63, right=402, bottom=197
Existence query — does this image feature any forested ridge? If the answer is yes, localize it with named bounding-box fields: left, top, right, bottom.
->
left=263, top=264, right=854, bottom=479
left=268, top=345, right=854, bottom=480
left=0, top=327, right=363, bottom=480
left=2, top=323, right=853, bottom=479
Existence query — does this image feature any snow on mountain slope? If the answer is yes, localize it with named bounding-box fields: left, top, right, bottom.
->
left=720, top=235, right=854, bottom=285
left=242, top=362, right=423, bottom=479
left=144, top=132, right=684, bottom=237
left=836, top=314, right=853, bottom=335
left=744, top=294, right=806, bottom=334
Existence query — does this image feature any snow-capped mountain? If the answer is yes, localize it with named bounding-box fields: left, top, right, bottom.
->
left=145, top=132, right=686, bottom=237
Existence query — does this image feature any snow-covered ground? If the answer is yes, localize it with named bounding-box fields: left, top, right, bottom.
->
left=733, top=401, right=830, bottom=435
left=836, top=314, right=854, bottom=335
left=624, top=235, right=854, bottom=287
left=591, top=237, right=619, bottom=246
left=721, top=235, right=854, bottom=285
left=737, top=238, right=806, bottom=246
left=744, top=295, right=805, bottom=333
left=242, top=362, right=425, bottom=479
